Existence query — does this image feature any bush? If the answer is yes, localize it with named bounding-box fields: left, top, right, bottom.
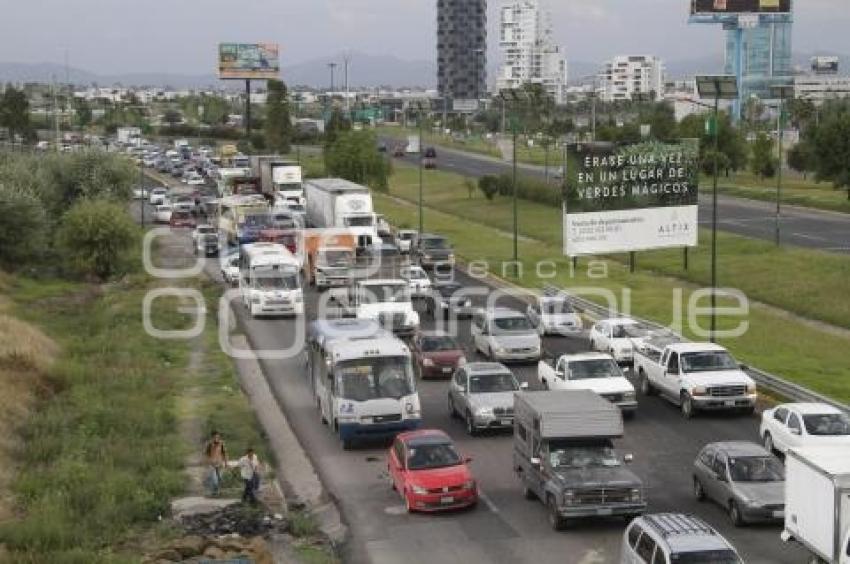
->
left=0, top=183, right=49, bottom=270
left=478, top=176, right=498, bottom=200
left=56, top=200, right=140, bottom=280
left=325, top=130, right=391, bottom=191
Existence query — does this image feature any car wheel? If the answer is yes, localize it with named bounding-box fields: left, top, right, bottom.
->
left=640, top=371, right=655, bottom=396
left=541, top=379, right=549, bottom=391
left=466, top=411, right=478, bottom=437
left=763, top=432, right=774, bottom=454
left=729, top=501, right=745, bottom=527
left=693, top=478, right=706, bottom=502
left=681, top=393, right=695, bottom=419
left=523, top=485, right=536, bottom=500
left=342, top=437, right=353, bottom=451
left=547, top=495, right=566, bottom=531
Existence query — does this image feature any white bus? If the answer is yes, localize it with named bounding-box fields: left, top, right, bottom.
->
left=307, top=319, right=421, bottom=449
left=239, top=243, right=303, bottom=318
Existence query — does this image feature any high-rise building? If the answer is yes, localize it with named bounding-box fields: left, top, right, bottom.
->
left=496, top=0, right=568, bottom=105
left=724, top=20, right=793, bottom=101
left=598, top=55, right=665, bottom=103
left=437, top=0, right=487, bottom=102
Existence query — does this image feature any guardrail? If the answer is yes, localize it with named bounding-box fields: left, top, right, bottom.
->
left=542, top=284, right=850, bottom=414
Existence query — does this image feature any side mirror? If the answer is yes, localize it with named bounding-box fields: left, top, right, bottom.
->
left=739, top=363, right=749, bottom=371
left=624, top=453, right=634, bottom=464
left=555, top=370, right=565, bottom=379
left=520, top=382, right=530, bottom=390
left=530, top=457, right=541, bottom=469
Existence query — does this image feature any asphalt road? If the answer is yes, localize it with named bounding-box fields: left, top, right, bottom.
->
left=381, top=139, right=850, bottom=254
left=200, top=255, right=807, bottom=564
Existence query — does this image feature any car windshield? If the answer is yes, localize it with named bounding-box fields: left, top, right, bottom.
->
left=493, top=316, right=533, bottom=333
left=344, top=216, right=373, bottom=227
left=548, top=443, right=621, bottom=469
left=253, top=272, right=299, bottom=290
left=324, top=250, right=353, bottom=265
left=198, top=226, right=216, bottom=234
left=422, top=238, right=448, bottom=250
left=398, top=232, right=415, bottom=240
left=242, top=214, right=270, bottom=228
left=361, top=284, right=410, bottom=303
left=437, top=284, right=462, bottom=297
left=671, top=551, right=742, bottom=564
left=405, top=269, right=428, bottom=280
left=469, top=373, right=518, bottom=393
left=728, top=456, right=784, bottom=482
left=406, top=442, right=461, bottom=471
left=681, top=351, right=739, bottom=373
left=543, top=300, right=574, bottom=315
left=569, top=359, right=620, bottom=380
left=334, top=356, right=415, bottom=401
left=420, top=336, right=460, bottom=352
left=172, top=212, right=190, bottom=220
left=287, top=204, right=305, bottom=212
left=611, top=323, right=647, bottom=338
left=803, top=413, right=850, bottom=436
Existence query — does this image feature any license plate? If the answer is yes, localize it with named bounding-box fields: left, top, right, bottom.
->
left=440, top=496, right=454, bottom=504
left=597, top=508, right=613, bottom=516
left=724, top=400, right=736, bottom=407
left=772, top=511, right=784, bottom=519
left=442, top=367, right=452, bottom=373
left=500, top=419, right=512, bottom=426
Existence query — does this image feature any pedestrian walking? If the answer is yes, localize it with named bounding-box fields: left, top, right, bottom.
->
left=238, top=447, right=261, bottom=505
left=203, top=430, right=228, bottom=496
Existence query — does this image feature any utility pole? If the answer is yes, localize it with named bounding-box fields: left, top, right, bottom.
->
left=770, top=84, right=794, bottom=247
left=418, top=104, right=424, bottom=235
left=343, top=55, right=350, bottom=116
left=328, top=62, right=337, bottom=93
left=244, top=79, right=252, bottom=137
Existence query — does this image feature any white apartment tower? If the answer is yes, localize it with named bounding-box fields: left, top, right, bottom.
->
left=497, top=0, right=568, bottom=105
left=598, top=55, right=665, bottom=103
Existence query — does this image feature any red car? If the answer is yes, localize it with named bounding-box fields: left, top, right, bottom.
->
left=411, top=331, right=465, bottom=379
left=388, top=429, right=478, bottom=513
left=170, top=210, right=196, bottom=228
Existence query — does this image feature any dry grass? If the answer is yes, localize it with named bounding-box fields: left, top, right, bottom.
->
left=0, top=312, right=58, bottom=521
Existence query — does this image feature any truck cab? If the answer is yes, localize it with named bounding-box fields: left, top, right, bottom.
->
left=239, top=243, right=303, bottom=318
left=538, top=353, right=637, bottom=414
left=635, top=340, right=756, bottom=419
left=332, top=279, right=420, bottom=337
left=307, top=319, right=422, bottom=450
left=513, top=390, right=646, bottom=530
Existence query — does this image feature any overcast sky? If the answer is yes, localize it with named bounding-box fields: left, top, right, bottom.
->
left=1, top=0, right=849, bottom=74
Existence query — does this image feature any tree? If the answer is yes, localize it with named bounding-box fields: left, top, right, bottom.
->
left=324, top=108, right=351, bottom=147
left=0, top=183, right=48, bottom=270
left=639, top=102, right=677, bottom=142
left=678, top=112, right=747, bottom=175
left=324, top=130, right=391, bottom=191
left=163, top=109, right=183, bottom=126
left=264, top=79, right=292, bottom=153
left=0, top=84, right=33, bottom=140
left=787, top=141, right=815, bottom=179
left=750, top=132, right=777, bottom=178
left=811, top=108, right=850, bottom=199
left=787, top=98, right=816, bottom=131
left=74, top=97, right=93, bottom=128
left=56, top=199, right=140, bottom=280
left=478, top=175, right=498, bottom=200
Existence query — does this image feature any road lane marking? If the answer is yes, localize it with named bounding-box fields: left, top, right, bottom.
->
left=478, top=490, right=500, bottom=514
left=790, top=231, right=831, bottom=243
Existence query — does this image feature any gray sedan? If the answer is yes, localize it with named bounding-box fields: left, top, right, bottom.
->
left=447, top=362, right=527, bottom=436
left=693, top=441, right=785, bottom=526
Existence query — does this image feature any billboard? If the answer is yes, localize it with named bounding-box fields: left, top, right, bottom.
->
left=811, top=56, right=839, bottom=75
left=690, top=0, right=791, bottom=14
left=563, top=140, right=700, bottom=256
left=218, top=43, right=280, bottom=80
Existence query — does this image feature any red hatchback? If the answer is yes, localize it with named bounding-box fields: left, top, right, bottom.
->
left=170, top=210, right=196, bottom=228
left=411, top=331, right=466, bottom=379
left=388, top=429, right=478, bottom=513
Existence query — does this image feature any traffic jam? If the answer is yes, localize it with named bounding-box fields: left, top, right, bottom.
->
left=145, top=145, right=850, bottom=564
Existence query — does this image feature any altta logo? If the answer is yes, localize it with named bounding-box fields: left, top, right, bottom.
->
left=658, top=222, right=691, bottom=235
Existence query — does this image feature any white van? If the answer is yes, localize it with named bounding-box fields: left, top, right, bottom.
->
left=239, top=243, right=303, bottom=318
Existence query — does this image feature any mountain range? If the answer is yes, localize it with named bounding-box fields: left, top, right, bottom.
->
left=0, top=51, right=845, bottom=89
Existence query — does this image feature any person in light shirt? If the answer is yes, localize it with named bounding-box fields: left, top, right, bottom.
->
left=238, top=447, right=261, bottom=504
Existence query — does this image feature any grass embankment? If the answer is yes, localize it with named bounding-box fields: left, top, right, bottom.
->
left=0, top=269, right=271, bottom=561
left=712, top=171, right=850, bottom=214
left=389, top=166, right=850, bottom=331
left=376, top=173, right=850, bottom=404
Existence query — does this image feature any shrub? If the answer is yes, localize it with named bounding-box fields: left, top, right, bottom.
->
left=0, top=183, right=49, bottom=270
left=55, top=200, right=140, bottom=281
left=478, top=175, right=498, bottom=200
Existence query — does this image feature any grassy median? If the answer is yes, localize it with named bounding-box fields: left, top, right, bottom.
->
left=375, top=177, right=850, bottom=404
left=713, top=172, right=850, bottom=214
left=388, top=166, right=850, bottom=330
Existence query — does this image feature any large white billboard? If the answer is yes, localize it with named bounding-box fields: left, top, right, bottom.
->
left=563, top=140, right=700, bottom=257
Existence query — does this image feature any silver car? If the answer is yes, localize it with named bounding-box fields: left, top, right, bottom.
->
left=693, top=441, right=785, bottom=526
left=471, top=308, right=542, bottom=363
left=447, top=362, right=527, bottom=436
left=621, top=513, right=743, bottom=564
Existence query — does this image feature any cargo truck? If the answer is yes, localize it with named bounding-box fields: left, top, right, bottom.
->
left=304, top=178, right=377, bottom=249
left=513, top=390, right=646, bottom=530
left=250, top=156, right=304, bottom=205
left=781, top=446, right=850, bottom=564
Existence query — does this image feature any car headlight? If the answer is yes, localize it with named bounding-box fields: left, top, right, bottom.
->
left=295, top=293, right=303, bottom=303
left=463, top=479, right=476, bottom=490
left=462, top=299, right=471, bottom=307
left=746, top=383, right=757, bottom=394
left=475, top=407, right=493, bottom=416
left=408, top=311, right=420, bottom=326
left=562, top=490, right=576, bottom=506
left=623, top=391, right=636, bottom=400
left=494, top=345, right=507, bottom=355
left=692, top=386, right=708, bottom=397
left=411, top=485, right=428, bottom=495
left=630, top=488, right=642, bottom=502
left=422, top=358, right=434, bottom=367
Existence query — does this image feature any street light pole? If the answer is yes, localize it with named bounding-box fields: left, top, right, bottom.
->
left=770, top=84, right=794, bottom=247
left=512, top=112, right=518, bottom=276
left=418, top=104, right=424, bottom=235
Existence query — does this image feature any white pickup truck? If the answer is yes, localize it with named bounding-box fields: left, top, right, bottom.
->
left=538, top=352, right=637, bottom=415
left=634, top=339, right=756, bottom=419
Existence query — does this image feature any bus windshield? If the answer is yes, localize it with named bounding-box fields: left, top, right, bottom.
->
left=334, top=356, right=415, bottom=401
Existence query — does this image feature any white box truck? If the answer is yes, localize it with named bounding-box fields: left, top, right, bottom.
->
left=304, top=178, right=377, bottom=248
left=250, top=156, right=304, bottom=205
left=406, top=134, right=420, bottom=154
left=781, top=446, right=850, bottom=564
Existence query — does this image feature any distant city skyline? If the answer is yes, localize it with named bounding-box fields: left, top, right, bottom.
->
left=1, top=0, right=849, bottom=76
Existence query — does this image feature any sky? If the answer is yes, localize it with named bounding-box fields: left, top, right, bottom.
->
left=1, top=0, right=849, bottom=75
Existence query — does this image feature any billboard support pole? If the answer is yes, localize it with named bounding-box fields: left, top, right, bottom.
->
left=710, top=91, right=720, bottom=344
left=629, top=251, right=636, bottom=273
left=245, top=79, right=252, bottom=138
left=683, top=247, right=689, bottom=271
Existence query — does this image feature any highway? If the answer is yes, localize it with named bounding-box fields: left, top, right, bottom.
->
left=381, top=139, right=850, bottom=254
left=199, top=250, right=806, bottom=564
